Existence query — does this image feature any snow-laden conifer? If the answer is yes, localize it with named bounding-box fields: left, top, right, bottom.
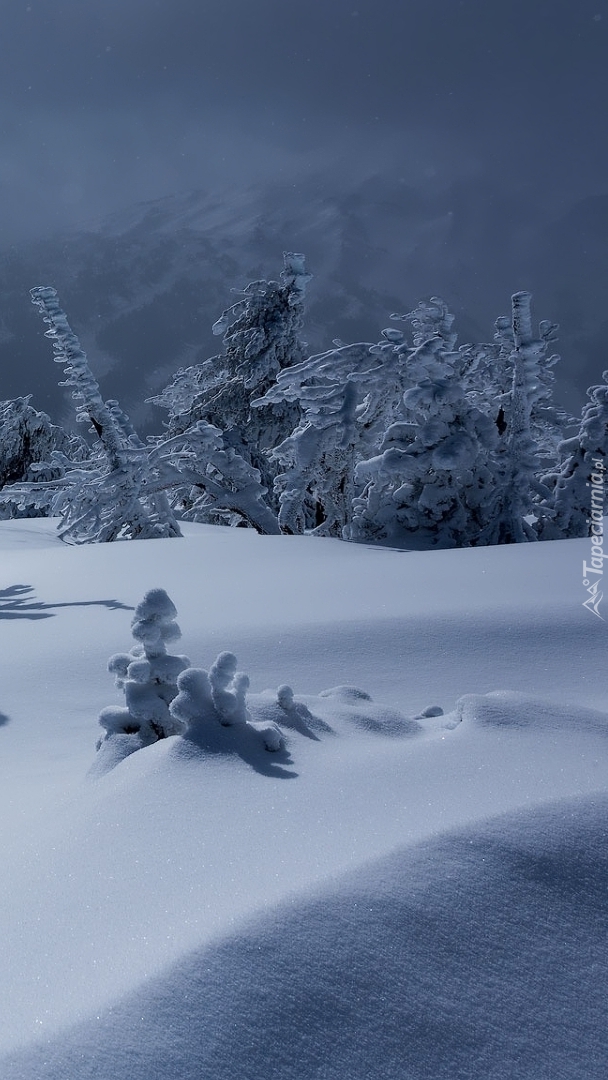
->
left=536, top=371, right=608, bottom=539
left=351, top=299, right=498, bottom=548
left=97, top=588, right=190, bottom=748
left=475, top=292, right=554, bottom=545
left=253, top=329, right=414, bottom=537
left=150, top=253, right=312, bottom=506
left=8, top=289, right=277, bottom=539
left=9, top=287, right=183, bottom=542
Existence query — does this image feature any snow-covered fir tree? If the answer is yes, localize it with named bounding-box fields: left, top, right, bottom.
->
left=253, top=326, right=415, bottom=537
left=150, top=252, right=312, bottom=507
left=6, top=288, right=278, bottom=540
left=97, top=588, right=190, bottom=747
left=535, top=371, right=608, bottom=539
left=474, top=292, right=555, bottom=545
left=351, top=299, right=499, bottom=549
left=8, top=287, right=183, bottom=542
left=486, top=303, right=573, bottom=469
left=0, top=396, right=88, bottom=519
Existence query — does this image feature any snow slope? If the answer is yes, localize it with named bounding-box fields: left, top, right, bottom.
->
left=0, top=519, right=606, bottom=1078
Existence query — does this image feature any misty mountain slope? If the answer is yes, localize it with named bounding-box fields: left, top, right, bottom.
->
left=0, top=175, right=598, bottom=432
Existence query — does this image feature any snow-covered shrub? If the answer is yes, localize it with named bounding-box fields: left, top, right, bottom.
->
left=170, top=652, right=285, bottom=752
left=150, top=252, right=312, bottom=511
left=97, top=589, right=190, bottom=751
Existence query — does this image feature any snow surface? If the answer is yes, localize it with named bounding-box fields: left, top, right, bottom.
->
left=1, top=518, right=607, bottom=1078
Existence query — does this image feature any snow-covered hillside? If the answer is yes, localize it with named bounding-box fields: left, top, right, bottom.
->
left=0, top=519, right=606, bottom=1079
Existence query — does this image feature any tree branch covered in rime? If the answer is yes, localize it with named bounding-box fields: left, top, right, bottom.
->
left=146, top=421, right=280, bottom=534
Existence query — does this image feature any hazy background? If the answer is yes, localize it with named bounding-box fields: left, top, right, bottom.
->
left=0, top=0, right=607, bottom=428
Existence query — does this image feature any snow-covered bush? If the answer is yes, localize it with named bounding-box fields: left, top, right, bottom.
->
left=170, top=652, right=285, bottom=751
left=97, top=588, right=190, bottom=750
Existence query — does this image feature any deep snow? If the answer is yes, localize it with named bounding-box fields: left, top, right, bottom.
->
left=0, top=518, right=606, bottom=1078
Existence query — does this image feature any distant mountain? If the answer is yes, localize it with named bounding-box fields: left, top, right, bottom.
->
left=0, top=177, right=605, bottom=433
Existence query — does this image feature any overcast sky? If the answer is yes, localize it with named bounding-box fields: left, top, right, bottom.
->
left=0, top=0, right=606, bottom=240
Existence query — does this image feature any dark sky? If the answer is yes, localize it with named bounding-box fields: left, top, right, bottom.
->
left=0, top=0, right=606, bottom=240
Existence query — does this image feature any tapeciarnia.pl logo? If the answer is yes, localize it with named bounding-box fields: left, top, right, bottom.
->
left=582, top=458, right=606, bottom=619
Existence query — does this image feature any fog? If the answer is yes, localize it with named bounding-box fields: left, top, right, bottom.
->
left=1, top=0, right=605, bottom=236
left=0, top=0, right=606, bottom=415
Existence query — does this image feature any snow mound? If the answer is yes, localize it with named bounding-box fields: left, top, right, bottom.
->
left=455, top=690, right=608, bottom=733
left=91, top=682, right=420, bottom=780
left=4, top=793, right=606, bottom=1080
left=315, top=684, right=422, bottom=736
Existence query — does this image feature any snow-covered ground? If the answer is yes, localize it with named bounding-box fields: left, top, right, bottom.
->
left=0, top=518, right=606, bottom=1079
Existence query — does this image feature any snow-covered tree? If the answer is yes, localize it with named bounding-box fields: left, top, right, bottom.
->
left=6, top=287, right=183, bottom=542
left=6, top=288, right=278, bottom=540
left=535, top=371, right=608, bottom=539
left=97, top=588, right=190, bottom=748
left=487, top=304, right=573, bottom=469
left=253, top=329, right=415, bottom=537
left=150, top=252, right=312, bottom=504
left=0, top=396, right=88, bottom=518
left=474, top=292, right=554, bottom=545
left=351, top=299, right=499, bottom=548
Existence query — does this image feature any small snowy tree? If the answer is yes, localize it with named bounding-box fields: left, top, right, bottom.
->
left=97, top=588, right=190, bottom=747
left=536, top=371, right=608, bottom=539
left=150, top=253, right=312, bottom=505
